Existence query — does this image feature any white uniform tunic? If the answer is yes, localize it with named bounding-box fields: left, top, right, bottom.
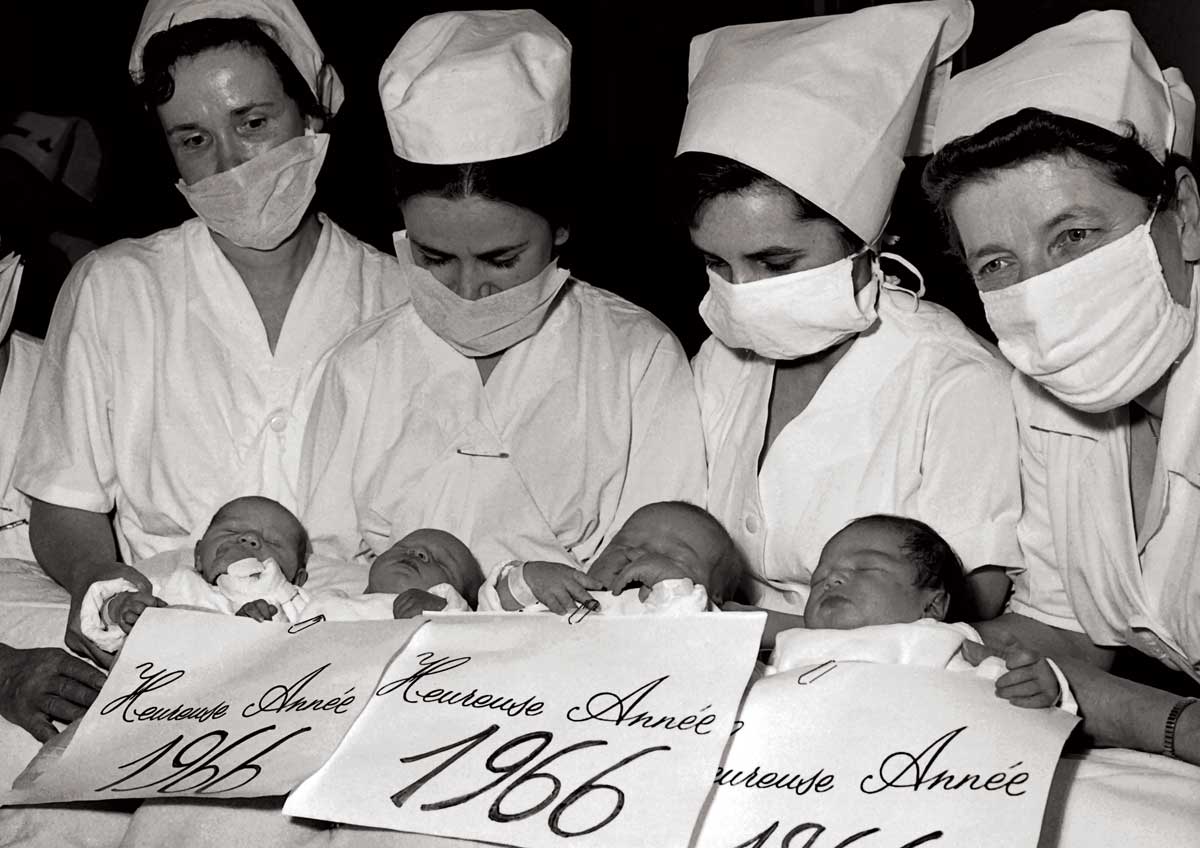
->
left=14, top=216, right=405, bottom=563
left=0, top=333, right=41, bottom=560
left=299, top=279, right=707, bottom=574
left=1010, top=298, right=1200, bottom=680
left=695, top=287, right=1022, bottom=612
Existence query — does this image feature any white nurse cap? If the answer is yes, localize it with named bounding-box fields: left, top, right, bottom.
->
left=677, top=0, right=973, bottom=245
left=379, top=9, right=571, bottom=164
left=129, top=0, right=344, bottom=117
left=933, top=10, right=1195, bottom=162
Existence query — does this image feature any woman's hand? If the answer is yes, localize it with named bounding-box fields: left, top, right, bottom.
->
left=235, top=599, right=279, bottom=621
left=67, top=564, right=156, bottom=669
left=392, top=588, right=448, bottom=619
left=0, top=643, right=107, bottom=742
left=524, top=562, right=602, bottom=615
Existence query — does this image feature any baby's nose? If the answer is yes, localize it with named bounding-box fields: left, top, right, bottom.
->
left=237, top=533, right=262, bottom=549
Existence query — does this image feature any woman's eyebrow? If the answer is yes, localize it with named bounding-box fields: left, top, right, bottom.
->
left=476, top=241, right=529, bottom=259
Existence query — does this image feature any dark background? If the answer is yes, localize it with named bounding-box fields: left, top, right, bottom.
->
left=3, top=0, right=1198, bottom=352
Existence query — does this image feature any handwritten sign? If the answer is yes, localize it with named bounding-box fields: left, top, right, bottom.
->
left=690, top=663, right=1078, bottom=848
left=5, top=609, right=423, bottom=804
left=285, top=611, right=765, bottom=847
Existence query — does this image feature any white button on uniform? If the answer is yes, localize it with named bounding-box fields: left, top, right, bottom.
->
left=268, top=410, right=288, bottom=432
left=744, top=515, right=759, bottom=534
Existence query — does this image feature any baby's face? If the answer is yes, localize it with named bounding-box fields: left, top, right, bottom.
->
left=804, top=521, right=939, bottom=629
left=195, top=497, right=307, bottom=584
left=588, top=504, right=725, bottom=595
left=368, top=529, right=482, bottom=600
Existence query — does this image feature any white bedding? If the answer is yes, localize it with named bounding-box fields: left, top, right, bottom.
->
left=1, top=560, right=1197, bottom=847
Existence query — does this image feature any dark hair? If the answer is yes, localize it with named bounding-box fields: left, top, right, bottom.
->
left=653, top=500, right=747, bottom=605
left=136, top=17, right=322, bottom=121
left=923, top=108, right=1189, bottom=253
left=673, top=151, right=862, bottom=252
left=844, top=513, right=964, bottom=616
left=392, top=139, right=572, bottom=232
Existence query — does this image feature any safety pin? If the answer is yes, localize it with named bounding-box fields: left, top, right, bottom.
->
left=797, top=660, right=837, bottom=686
left=455, top=448, right=510, bottom=459
left=0, top=518, right=29, bottom=533
left=288, top=614, right=326, bottom=634
left=567, top=599, right=599, bottom=625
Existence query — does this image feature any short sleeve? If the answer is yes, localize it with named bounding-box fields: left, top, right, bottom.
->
left=14, top=254, right=118, bottom=513
left=918, top=359, right=1023, bottom=572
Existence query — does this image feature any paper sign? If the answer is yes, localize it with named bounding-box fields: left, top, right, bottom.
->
left=691, top=663, right=1079, bottom=848
left=285, top=611, right=765, bottom=847
left=5, top=609, right=424, bottom=804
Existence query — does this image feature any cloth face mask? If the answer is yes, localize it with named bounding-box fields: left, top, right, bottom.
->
left=698, top=249, right=879, bottom=359
left=177, top=131, right=330, bottom=250
left=0, top=251, right=22, bottom=339
left=395, top=232, right=570, bottom=357
left=981, top=213, right=1196, bottom=413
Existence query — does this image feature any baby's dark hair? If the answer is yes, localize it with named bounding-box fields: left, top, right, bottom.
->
left=652, top=500, right=746, bottom=604
left=844, top=514, right=965, bottom=619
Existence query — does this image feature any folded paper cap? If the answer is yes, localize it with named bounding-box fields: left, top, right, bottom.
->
left=677, top=0, right=973, bottom=244
left=129, top=0, right=344, bottom=116
left=933, top=10, right=1195, bottom=162
left=380, top=9, right=571, bottom=164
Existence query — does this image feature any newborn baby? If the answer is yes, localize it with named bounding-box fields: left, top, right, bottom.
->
left=484, top=501, right=743, bottom=614
left=366, top=528, right=483, bottom=618
left=83, top=496, right=311, bottom=651
left=793, top=514, right=1068, bottom=710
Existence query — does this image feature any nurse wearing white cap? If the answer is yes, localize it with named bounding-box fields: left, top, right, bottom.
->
left=926, top=10, right=1200, bottom=764
left=677, top=0, right=1020, bottom=634
left=14, top=0, right=405, bottom=666
left=299, top=10, right=705, bottom=604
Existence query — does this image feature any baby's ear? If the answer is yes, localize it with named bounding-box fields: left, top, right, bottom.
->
left=294, top=567, right=308, bottom=588
left=924, top=589, right=950, bottom=622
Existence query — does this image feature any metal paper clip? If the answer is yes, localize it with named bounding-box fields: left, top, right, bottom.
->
left=797, top=659, right=837, bottom=685
left=567, top=599, right=600, bottom=625
left=455, top=447, right=510, bottom=458
left=288, top=614, right=326, bottom=634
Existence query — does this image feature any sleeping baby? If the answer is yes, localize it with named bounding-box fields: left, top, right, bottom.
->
left=301, top=528, right=484, bottom=620
left=82, top=496, right=312, bottom=651
left=774, top=513, right=1073, bottom=711
left=481, top=501, right=743, bottom=615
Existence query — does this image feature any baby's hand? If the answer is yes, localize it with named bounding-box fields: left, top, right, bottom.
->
left=108, top=591, right=167, bottom=634
left=608, top=558, right=690, bottom=596
left=524, top=562, right=602, bottom=615
left=392, top=589, right=448, bottom=619
left=996, top=646, right=1061, bottom=709
left=235, top=599, right=278, bottom=622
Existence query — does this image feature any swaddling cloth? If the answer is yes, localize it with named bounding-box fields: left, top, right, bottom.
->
left=81, top=557, right=311, bottom=652
left=477, top=560, right=711, bottom=614
left=300, top=582, right=471, bottom=621
left=767, top=619, right=1077, bottom=712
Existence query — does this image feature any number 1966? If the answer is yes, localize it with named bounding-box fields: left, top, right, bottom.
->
left=391, top=724, right=669, bottom=838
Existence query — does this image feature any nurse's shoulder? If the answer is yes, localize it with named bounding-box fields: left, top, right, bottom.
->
left=559, top=277, right=690, bottom=361
left=882, top=286, right=1011, bottom=376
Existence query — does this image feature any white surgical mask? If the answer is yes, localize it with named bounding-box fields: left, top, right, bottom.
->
left=698, top=249, right=879, bottom=359
left=177, top=131, right=329, bottom=250
left=395, top=232, right=570, bottom=357
left=980, top=213, right=1195, bottom=413
left=0, top=252, right=22, bottom=339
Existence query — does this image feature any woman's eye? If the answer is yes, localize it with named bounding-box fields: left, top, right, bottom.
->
left=243, top=116, right=268, bottom=131
left=1052, top=227, right=1097, bottom=254
left=418, top=252, right=450, bottom=267
left=181, top=133, right=207, bottom=149
left=489, top=255, right=520, bottom=269
left=762, top=259, right=797, bottom=274
left=973, top=256, right=1013, bottom=282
